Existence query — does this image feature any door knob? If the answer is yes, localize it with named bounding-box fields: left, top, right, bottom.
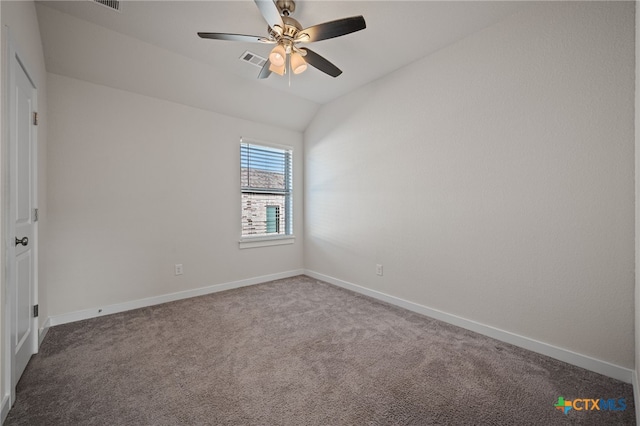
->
left=15, top=237, right=28, bottom=247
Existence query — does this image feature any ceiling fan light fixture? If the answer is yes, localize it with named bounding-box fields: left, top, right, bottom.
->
left=290, top=52, right=307, bottom=74
left=197, top=0, right=366, bottom=80
left=269, top=44, right=286, bottom=67
left=269, top=62, right=286, bottom=76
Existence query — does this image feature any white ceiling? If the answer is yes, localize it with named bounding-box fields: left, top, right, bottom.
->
left=36, top=0, right=529, bottom=130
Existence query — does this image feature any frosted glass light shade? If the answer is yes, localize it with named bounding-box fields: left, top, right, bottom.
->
left=269, top=62, right=285, bottom=76
left=291, top=52, right=307, bottom=74
left=269, top=44, right=286, bottom=67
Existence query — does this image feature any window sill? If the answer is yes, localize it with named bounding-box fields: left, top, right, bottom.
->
left=239, top=235, right=295, bottom=249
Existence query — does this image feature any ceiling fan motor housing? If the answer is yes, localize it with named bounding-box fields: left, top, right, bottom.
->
left=281, top=16, right=303, bottom=38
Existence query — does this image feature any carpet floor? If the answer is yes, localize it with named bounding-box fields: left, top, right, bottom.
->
left=5, top=275, right=635, bottom=425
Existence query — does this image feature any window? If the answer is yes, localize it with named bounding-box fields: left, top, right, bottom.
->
left=266, top=206, right=280, bottom=234
left=240, top=140, right=292, bottom=241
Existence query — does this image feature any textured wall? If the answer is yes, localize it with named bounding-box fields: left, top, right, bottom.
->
left=305, top=2, right=635, bottom=368
left=44, top=74, right=303, bottom=316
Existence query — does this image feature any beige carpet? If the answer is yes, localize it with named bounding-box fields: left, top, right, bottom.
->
left=5, top=275, right=635, bottom=425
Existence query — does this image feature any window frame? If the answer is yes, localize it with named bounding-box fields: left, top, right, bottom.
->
left=239, top=138, right=295, bottom=249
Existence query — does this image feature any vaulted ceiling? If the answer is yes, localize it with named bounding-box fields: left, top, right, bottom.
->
left=36, top=1, right=529, bottom=131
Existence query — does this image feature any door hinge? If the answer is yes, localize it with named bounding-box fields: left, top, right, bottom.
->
left=33, top=112, right=39, bottom=126
left=34, top=208, right=39, bottom=222
left=33, top=304, right=39, bottom=318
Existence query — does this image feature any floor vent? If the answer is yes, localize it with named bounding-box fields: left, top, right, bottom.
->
left=91, top=0, right=121, bottom=12
left=240, top=51, right=267, bottom=68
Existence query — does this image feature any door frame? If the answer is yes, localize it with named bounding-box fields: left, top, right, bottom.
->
left=2, top=27, right=39, bottom=409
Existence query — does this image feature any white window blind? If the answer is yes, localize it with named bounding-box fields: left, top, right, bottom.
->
left=241, top=141, right=292, bottom=238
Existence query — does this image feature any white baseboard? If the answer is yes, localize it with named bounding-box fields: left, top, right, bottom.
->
left=305, top=270, right=634, bottom=384
left=1, top=392, right=10, bottom=424
left=48, top=269, right=305, bottom=327
left=38, top=317, right=51, bottom=348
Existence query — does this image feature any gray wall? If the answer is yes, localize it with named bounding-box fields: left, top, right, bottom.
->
left=304, top=2, right=635, bottom=368
left=44, top=73, right=303, bottom=316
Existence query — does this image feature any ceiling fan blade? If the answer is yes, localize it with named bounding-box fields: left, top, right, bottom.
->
left=297, top=16, right=366, bottom=43
left=254, top=0, right=285, bottom=33
left=258, top=59, right=272, bottom=79
left=300, top=48, right=342, bottom=78
left=198, top=32, right=274, bottom=43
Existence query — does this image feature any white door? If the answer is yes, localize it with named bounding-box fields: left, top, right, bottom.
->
left=9, top=50, right=37, bottom=391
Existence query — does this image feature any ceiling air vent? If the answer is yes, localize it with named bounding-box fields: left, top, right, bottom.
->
left=240, top=51, right=267, bottom=69
left=91, top=0, right=121, bottom=12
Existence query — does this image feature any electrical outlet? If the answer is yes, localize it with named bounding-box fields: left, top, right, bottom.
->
left=376, top=264, right=383, bottom=276
left=175, top=264, right=183, bottom=276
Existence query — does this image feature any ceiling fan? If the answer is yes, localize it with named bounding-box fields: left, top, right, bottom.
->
left=198, top=0, right=366, bottom=79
